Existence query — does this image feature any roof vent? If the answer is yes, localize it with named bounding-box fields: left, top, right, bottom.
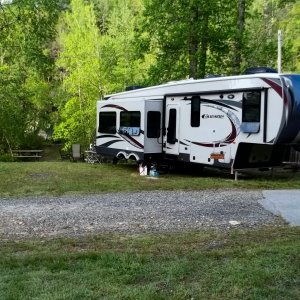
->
left=244, top=67, right=277, bottom=74
left=125, top=85, right=145, bottom=91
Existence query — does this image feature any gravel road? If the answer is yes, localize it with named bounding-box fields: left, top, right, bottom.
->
left=0, top=190, right=283, bottom=240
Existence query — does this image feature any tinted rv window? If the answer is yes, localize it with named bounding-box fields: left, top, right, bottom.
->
left=147, top=111, right=161, bottom=138
left=120, top=111, right=141, bottom=127
left=167, top=108, right=177, bottom=144
left=242, top=91, right=261, bottom=122
left=99, top=112, right=116, bottom=134
left=191, top=96, right=201, bottom=127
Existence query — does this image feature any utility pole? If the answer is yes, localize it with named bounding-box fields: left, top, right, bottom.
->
left=278, top=30, right=282, bottom=73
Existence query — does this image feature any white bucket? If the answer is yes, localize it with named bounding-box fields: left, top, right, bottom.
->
left=139, top=164, right=147, bottom=176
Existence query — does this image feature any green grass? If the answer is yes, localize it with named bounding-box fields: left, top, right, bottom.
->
left=0, top=161, right=300, bottom=196
left=0, top=227, right=299, bottom=299
left=1, top=161, right=299, bottom=299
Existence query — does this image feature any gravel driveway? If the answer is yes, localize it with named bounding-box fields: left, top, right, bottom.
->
left=0, top=190, right=283, bottom=240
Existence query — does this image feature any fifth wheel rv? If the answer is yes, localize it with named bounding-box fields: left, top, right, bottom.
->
left=95, top=73, right=300, bottom=171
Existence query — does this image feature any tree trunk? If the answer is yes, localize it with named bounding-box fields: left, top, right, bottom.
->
left=233, top=0, right=246, bottom=74
left=189, top=4, right=199, bottom=79
left=189, top=36, right=198, bottom=79
left=198, top=14, right=209, bottom=78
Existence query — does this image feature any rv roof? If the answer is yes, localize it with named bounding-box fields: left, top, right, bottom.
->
left=104, top=73, right=282, bottom=100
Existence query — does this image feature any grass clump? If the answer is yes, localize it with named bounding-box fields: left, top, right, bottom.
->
left=1, top=161, right=300, bottom=196
left=0, top=227, right=299, bottom=299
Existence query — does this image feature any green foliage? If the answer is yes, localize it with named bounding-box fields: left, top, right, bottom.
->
left=0, top=66, right=27, bottom=151
left=101, top=0, right=148, bottom=91
left=281, top=1, right=300, bottom=72
left=0, top=0, right=62, bottom=150
left=53, top=0, right=103, bottom=150
left=139, top=0, right=241, bottom=83
left=1, top=0, right=300, bottom=150
left=19, top=133, right=45, bottom=150
left=243, top=0, right=295, bottom=71
left=54, top=0, right=148, bottom=149
left=0, top=153, right=14, bottom=162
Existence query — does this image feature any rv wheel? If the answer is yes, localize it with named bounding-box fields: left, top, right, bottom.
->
left=112, top=157, right=118, bottom=164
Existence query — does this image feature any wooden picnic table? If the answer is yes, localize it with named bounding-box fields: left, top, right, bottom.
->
left=12, top=150, right=43, bottom=160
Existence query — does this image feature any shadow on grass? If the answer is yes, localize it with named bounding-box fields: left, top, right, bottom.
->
left=116, top=161, right=300, bottom=181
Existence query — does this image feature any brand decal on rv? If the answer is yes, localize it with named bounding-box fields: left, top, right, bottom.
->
left=202, top=114, right=225, bottom=119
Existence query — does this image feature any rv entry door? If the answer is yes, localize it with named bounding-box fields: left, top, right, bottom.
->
left=164, top=103, right=180, bottom=156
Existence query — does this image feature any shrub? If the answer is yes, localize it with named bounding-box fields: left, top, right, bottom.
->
left=0, top=153, right=15, bottom=162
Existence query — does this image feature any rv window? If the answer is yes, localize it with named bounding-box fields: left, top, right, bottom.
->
left=167, top=108, right=177, bottom=144
left=191, top=96, right=201, bottom=127
left=120, top=111, right=141, bottom=127
left=147, top=111, right=161, bottom=138
left=242, top=91, right=261, bottom=122
left=98, top=112, right=116, bottom=134
left=119, top=111, right=141, bottom=136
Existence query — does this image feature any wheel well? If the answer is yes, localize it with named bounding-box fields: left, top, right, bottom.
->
left=116, top=152, right=140, bottom=161
left=116, top=152, right=126, bottom=160
left=129, top=154, right=138, bottom=161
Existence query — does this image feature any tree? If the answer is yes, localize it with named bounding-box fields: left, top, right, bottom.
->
left=54, top=0, right=103, bottom=149
left=281, top=0, right=300, bottom=72
left=100, top=0, right=147, bottom=91
left=232, top=0, right=247, bottom=74
left=243, top=0, right=295, bottom=71
left=0, top=0, right=62, bottom=151
left=54, top=0, right=149, bottom=149
left=139, top=0, right=239, bottom=84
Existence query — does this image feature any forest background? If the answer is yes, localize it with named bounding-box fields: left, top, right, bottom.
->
left=0, top=0, right=299, bottom=152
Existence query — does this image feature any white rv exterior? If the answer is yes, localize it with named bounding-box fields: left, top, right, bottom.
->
left=96, top=73, right=300, bottom=170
